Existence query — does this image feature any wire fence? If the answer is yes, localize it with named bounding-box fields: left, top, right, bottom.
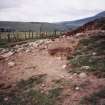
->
left=0, top=31, right=63, bottom=42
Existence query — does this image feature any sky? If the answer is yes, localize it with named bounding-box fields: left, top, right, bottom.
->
left=0, top=0, right=105, bottom=22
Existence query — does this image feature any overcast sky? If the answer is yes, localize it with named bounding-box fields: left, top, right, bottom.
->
left=0, top=0, right=105, bottom=22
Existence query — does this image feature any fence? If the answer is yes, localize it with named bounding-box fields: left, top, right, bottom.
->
left=0, top=31, right=64, bottom=42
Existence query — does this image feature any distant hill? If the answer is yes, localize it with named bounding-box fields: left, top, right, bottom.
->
left=66, top=17, right=105, bottom=35
left=0, top=21, right=67, bottom=32
left=58, top=11, right=105, bottom=30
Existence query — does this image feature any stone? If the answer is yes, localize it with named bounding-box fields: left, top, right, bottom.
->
left=57, top=57, right=62, bottom=60
left=73, top=73, right=77, bottom=76
left=41, top=84, right=46, bottom=87
left=16, top=48, right=24, bottom=52
left=75, top=86, right=80, bottom=90
left=79, top=72, right=87, bottom=79
left=4, top=97, right=9, bottom=101
left=81, top=66, right=90, bottom=70
left=15, top=45, right=20, bottom=49
left=8, top=62, right=15, bottom=67
left=62, top=65, right=67, bottom=69
left=25, top=49, right=31, bottom=53
left=92, top=52, right=96, bottom=56
left=0, top=48, right=7, bottom=54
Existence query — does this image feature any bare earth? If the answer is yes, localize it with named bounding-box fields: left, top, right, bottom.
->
left=1, top=35, right=105, bottom=105
left=0, top=37, right=78, bottom=83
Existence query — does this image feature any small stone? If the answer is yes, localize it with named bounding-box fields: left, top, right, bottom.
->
left=69, top=76, right=73, bottom=79
left=75, top=86, right=80, bottom=90
left=92, top=52, right=96, bottom=56
left=81, top=66, right=90, bottom=70
left=15, top=45, right=20, bottom=49
left=79, top=72, right=87, bottom=79
left=4, top=97, right=8, bottom=101
left=25, top=49, right=30, bottom=53
left=57, top=57, right=62, bottom=60
left=8, top=62, right=15, bottom=67
left=62, top=65, right=67, bottom=69
left=41, top=84, right=45, bottom=87
left=73, top=73, right=77, bottom=76
left=16, top=48, right=23, bottom=52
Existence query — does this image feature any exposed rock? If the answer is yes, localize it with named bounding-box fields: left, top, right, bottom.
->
left=48, top=47, right=72, bottom=56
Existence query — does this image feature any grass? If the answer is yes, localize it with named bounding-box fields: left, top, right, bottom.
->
left=17, top=74, right=46, bottom=89
left=80, top=88, right=105, bottom=105
left=69, top=33, right=105, bottom=77
left=0, top=74, right=62, bottom=105
left=0, top=40, right=9, bottom=48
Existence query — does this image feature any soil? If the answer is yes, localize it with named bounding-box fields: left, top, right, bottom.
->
left=0, top=34, right=105, bottom=105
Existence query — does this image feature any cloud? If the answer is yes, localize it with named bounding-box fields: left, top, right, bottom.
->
left=0, top=0, right=20, bottom=9
left=0, top=0, right=105, bottom=22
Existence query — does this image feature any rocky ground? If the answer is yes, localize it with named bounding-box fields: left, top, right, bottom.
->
left=0, top=30, right=105, bottom=105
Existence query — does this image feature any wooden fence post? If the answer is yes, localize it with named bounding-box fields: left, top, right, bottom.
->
left=32, top=32, right=34, bottom=39
left=7, top=33, right=11, bottom=42
left=0, top=32, right=1, bottom=40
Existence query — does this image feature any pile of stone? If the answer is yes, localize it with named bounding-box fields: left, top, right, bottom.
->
left=0, top=39, right=53, bottom=58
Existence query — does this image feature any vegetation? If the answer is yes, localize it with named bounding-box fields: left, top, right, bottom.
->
left=69, top=33, right=105, bottom=77
left=80, top=87, right=105, bottom=105
left=0, top=75, right=62, bottom=105
left=0, top=40, right=9, bottom=48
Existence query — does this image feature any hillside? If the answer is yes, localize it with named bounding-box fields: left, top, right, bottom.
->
left=67, top=17, right=105, bottom=35
left=0, top=30, right=105, bottom=105
left=58, top=11, right=105, bottom=29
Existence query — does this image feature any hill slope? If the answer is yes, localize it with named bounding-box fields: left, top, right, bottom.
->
left=67, top=17, right=105, bottom=35
left=58, top=11, right=105, bottom=29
